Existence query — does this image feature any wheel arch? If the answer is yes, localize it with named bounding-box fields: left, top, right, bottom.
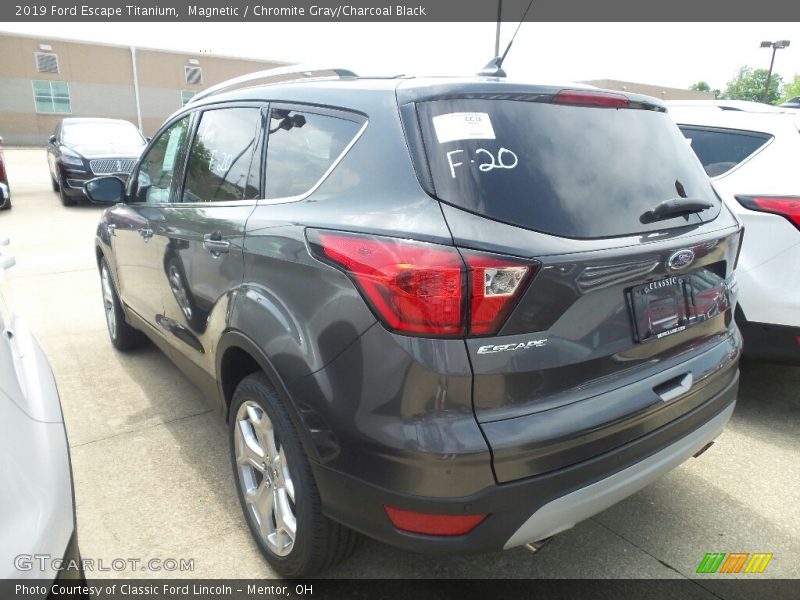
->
left=216, top=329, right=321, bottom=463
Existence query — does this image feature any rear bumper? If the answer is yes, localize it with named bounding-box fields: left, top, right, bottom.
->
left=313, top=370, right=738, bottom=554
left=503, top=400, right=733, bottom=548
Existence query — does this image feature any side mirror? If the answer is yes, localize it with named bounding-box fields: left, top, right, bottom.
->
left=85, top=176, right=124, bottom=204
left=48, top=134, right=57, bottom=144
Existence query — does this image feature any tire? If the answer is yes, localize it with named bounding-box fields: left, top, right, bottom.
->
left=229, top=373, right=360, bottom=577
left=99, top=258, right=146, bottom=350
left=0, top=198, right=9, bottom=211
left=51, top=175, right=60, bottom=192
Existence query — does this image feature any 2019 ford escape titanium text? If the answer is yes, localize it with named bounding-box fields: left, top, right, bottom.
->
left=87, top=67, right=743, bottom=577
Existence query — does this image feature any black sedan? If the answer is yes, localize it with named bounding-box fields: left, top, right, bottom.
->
left=47, top=118, right=147, bottom=206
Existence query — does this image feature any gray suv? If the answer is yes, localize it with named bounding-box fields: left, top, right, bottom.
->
left=87, top=67, right=743, bottom=577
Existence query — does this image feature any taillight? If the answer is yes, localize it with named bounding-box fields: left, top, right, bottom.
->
left=552, top=90, right=630, bottom=109
left=384, top=505, right=487, bottom=536
left=310, top=231, right=465, bottom=336
left=307, top=230, right=537, bottom=338
left=735, top=195, right=800, bottom=231
left=0, top=155, right=6, bottom=182
left=463, top=252, right=533, bottom=335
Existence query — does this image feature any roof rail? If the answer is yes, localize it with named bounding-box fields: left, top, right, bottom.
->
left=188, top=65, right=359, bottom=103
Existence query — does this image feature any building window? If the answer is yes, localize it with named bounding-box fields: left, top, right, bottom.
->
left=185, top=66, right=203, bottom=85
left=32, top=80, right=71, bottom=114
left=180, top=90, right=197, bottom=106
left=35, top=52, right=59, bottom=74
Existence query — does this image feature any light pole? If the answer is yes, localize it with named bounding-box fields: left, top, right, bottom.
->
left=760, top=40, right=790, bottom=103
left=494, top=0, right=502, bottom=56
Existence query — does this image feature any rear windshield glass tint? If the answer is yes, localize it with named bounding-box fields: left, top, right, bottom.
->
left=678, top=126, right=772, bottom=177
left=413, top=98, right=721, bottom=239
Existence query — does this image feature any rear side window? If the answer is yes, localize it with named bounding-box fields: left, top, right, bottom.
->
left=264, top=108, right=361, bottom=200
left=411, top=98, right=721, bottom=239
left=678, top=126, right=772, bottom=177
left=183, top=107, right=262, bottom=202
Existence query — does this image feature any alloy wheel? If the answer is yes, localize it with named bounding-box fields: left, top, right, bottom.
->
left=234, top=400, right=297, bottom=557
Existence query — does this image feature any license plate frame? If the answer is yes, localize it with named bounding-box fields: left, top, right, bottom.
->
left=627, top=275, right=692, bottom=343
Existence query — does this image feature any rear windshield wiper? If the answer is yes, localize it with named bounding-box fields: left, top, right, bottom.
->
left=640, top=197, right=713, bottom=224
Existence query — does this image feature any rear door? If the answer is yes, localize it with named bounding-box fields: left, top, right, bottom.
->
left=156, top=104, right=264, bottom=369
left=405, top=90, right=742, bottom=480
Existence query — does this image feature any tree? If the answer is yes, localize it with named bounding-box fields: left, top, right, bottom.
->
left=689, top=81, right=721, bottom=99
left=777, top=73, right=800, bottom=104
left=723, top=66, right=783, bottom=104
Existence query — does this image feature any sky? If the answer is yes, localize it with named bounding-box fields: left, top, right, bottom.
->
left=1, top=22, right=798, bottom=92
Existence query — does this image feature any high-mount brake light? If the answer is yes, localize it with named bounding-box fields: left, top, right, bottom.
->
left=552, top=90, right=630, bottom=109
left=308, top=230, right=537, bottom=338
left=736, top=195, right=800, bottom=231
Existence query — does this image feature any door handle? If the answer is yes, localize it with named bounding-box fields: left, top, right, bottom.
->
left=203, top=232, right=230, bottom=254
left=653, top=372, right=693, bottom=403
left=138, top=227, right=153, bottom=242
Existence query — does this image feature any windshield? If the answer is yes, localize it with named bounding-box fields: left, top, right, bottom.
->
left=62, top=121, right=146, bottom=147
left=412, top=97, right=721, bottom=239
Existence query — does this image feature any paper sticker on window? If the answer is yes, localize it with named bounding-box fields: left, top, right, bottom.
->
left=432, top=112, right=496, bottom=144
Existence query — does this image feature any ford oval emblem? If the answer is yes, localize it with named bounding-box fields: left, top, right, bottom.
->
left=667, top=249, right=695, bottom=271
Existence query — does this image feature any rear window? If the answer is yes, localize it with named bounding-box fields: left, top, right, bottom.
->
left=411, top=98, right=721, bottom=239
left=678, top=126, right=772, bottom=177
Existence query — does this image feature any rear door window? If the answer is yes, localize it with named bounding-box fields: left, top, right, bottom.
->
left=678, top=126, right=772, bottom=177
left=182, top=107, right=262, bottom=202
left=411, top=97, right=721, bottom=239
left=264, top=107, right=362, bottom=200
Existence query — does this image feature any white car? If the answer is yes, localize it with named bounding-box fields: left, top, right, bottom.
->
left=0, top=238, right=82, bottom=589
left=667, top=101, right=800, bottom=363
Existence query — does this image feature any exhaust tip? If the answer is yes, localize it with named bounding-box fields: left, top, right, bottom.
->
left=523, top=536, right=554, bottom=554
left=692, top=440, right=715, bottom=459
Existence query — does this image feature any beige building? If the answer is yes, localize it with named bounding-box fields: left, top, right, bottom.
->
left=583, top=79, right=715, bottom=101
left=0, top=32, right=288, bottom=145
